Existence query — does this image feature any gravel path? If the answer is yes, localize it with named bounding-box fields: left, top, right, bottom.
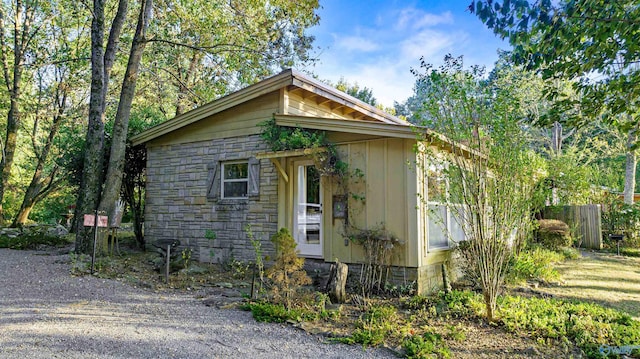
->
left=0, top=248, right=392, bottom=358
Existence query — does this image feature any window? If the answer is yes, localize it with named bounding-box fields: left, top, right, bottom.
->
left=221, top=162, right=248, bottom=199
left=207, top=157, right=260, bottom=201
left=425, top=163, right=466, bottom=250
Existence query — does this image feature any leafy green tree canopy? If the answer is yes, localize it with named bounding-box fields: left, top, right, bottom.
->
left=470, top=0, right=640, bottom=124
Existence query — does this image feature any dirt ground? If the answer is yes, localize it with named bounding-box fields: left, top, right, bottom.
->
left=537, top=250, right=640, bottom=320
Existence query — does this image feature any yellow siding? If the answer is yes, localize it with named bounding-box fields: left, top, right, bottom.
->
left=149, top=92, right=280, bottom=146
left=323, top=138, right=420, bottom=267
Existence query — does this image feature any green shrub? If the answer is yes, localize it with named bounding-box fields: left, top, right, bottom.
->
left=506, top=246, right=563, bottom=285
left=345, top=305, right=399, bottom=347
left=241, top=301, right=308, bottom=323
left=402, top=332, right=451, bottom=359
left=0, top=232, right=71, bottom=250
left=440, top=290, right=483, bottom=318
left=536, top=219, right=572, bottom=250
left=266, top=228, right=312, bottom=309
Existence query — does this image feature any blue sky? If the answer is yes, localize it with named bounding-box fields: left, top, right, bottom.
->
left=305, top=0, right=511, bottom=107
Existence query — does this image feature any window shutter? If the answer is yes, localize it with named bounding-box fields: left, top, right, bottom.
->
left=207, top=160, right=220, bottom=200
left=248, top=157, right=260, bottom=197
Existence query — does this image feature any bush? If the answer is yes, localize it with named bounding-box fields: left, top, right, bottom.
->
left=0, top=229, right=71, bottom=250
left=348, top=305, right=399, bottom=347
left=506, top=246, right=564, bottom=285
left=241, top=301, right=306, bottom=323
left=536, top=219, right=572, bottom=250
left=266, top=228, right=312, bottom=309
left=402, top=332, right=451, bottom=359
left=602, top=197, right=640, bottom=248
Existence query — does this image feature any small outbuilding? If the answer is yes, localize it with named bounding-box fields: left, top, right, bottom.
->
left=132, top=69, right=464, bottom=293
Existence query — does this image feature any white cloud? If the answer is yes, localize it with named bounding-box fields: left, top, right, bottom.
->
left=400, top=30, right=455, bottom=60
left=335, top=35, right=380, bottom=52
left=413, top=11, right=454, bottom=29
left=310, top=5, right=487, bottom=107
left=395, top=9, right=453, bottom=31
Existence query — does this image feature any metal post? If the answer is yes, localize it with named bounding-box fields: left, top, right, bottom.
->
left=90, top=210, right=99, bottom=274
left=165, top=244, right=171, bottom=284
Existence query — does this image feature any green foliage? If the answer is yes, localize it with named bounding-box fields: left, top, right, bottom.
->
left=413, top=55, right=539, bottom=321
left=181, top=248, right=192, bottom=269
left=535, top=219, right=573, bottom=250
left=402, top=332, right=451, bottom=359
left=245, top=224, right=265, bottom=298
left=332, top=77, right=377, bottom=106
left=347, top=224, right=403, bottom=295
left=241, top=301, right=304, bottom=323
left=349, top=305, right=399, bottom=347
left=444, top=324, right=466, bottom=342
left=433, top=290, right=640, bottom=359
left=440, top=290, right=484, bottom=319
left=602, top=196, right=640, bottom=247
left=259, top=118, right=329, bottom=152
left=259, top=118, right=350, bottom=179
left=0, top=230, right=72, bottom=250
left=266, top=228, right=312, bottom=309
left=506, top=246, right=564, bottom=285
left=497, top=295, right=640, bottom=358
left=471, top=0, right=640, bottom=127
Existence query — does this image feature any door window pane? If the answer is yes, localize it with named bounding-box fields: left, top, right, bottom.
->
left=296, top=165, right=321, bottom=245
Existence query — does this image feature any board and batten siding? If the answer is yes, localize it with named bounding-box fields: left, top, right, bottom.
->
left=321, top=137, right=422, bottom=268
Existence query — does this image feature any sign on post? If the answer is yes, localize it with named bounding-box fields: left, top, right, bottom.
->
left=83, top=214, right=108, bottom=228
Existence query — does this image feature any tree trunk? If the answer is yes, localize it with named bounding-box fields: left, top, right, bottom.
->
left=484, top=290, right=496, bottom=322
left=75, top=0, right=128, bottom=253
left=0, top=3, right=27, bottom=224
left=75, top=0, right=107, bottom=253
left=99, top=0, right=153, bottom=223
left=623, top=127, right=637, bottom=205
left=327, top=261, right=348, bottom=303
left=12, top=91, right=66, bottom=227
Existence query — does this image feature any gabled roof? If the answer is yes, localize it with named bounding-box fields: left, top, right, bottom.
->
left=131, top=69, right=406, bottom=146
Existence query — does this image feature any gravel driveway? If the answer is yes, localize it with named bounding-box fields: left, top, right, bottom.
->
left=0, top=248, right=392, bottom=358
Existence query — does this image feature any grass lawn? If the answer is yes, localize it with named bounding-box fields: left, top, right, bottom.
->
left=538, top=250, right=640, bottom=320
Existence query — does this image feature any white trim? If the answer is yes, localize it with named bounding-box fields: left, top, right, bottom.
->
left=221, top=161, right=249, bottom=199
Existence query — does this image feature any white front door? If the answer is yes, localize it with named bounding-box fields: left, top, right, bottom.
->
left=293, top=161, right=323, bottom=258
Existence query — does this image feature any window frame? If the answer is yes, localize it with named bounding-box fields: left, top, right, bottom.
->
left=425, top=162, right=467, bottom=251
left=220, top=161, right=249, bottom=199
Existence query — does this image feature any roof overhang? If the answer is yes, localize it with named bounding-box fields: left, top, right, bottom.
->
left=131, top=69, right=407, bottom=146
left=274, top=114, right=415, bottom=139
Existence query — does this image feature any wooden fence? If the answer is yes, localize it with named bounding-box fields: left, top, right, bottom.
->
left=542, top=205, right=602, bottom=249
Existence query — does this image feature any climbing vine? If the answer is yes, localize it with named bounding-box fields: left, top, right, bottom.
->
left=260, top=119, right=403, bottom=294
left=259, top=118, right=353, bottom=187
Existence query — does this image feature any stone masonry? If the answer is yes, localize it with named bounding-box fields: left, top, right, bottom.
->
left=145, top=134, right=279, bottom=265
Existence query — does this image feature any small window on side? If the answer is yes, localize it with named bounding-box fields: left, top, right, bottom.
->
left=221, top=162, right=248, bottom=199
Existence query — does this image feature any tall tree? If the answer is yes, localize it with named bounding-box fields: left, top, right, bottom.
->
left=0, top=0, right=44, bottom=223
left=98, top=0, right=153, bottom=230
left=470, top=0, right=640, bottom=203
left=75, top=0, right=129, bottom=252
left=414, top=56, right=538, bottom=321
left=11, top=2, right=90, bottom=226
left=75, top=0, right=320, bottom=252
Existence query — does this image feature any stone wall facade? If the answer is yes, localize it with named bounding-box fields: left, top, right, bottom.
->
left=145, top=134, right=279, bottom=264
